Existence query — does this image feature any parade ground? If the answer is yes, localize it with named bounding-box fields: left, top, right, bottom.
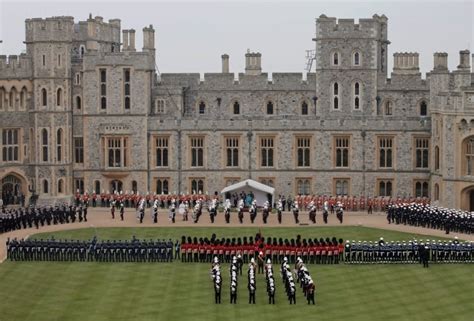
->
left=0, top=209, right=473, bottom=321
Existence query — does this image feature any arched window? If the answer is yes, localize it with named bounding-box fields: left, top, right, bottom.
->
left=94, top=180, right=101, bottom=194
left=415, top=181, right=429, bottom=198
left=378, top=180, right=392, bottom=197
left=464, top=137, right=474, bottom=175
left=42, top=88, right=47, bottom=107
left=353, top=52, right=360, bottom=66
left=80, top=45, right=85, bottom=57
left=419, top=101, right=428, bottom=116
left=332, top=82, right=340, bottom=110
left=41, top=128, right=48, bottom=162
left=56, top=88, right=62, bottom=106
left=156, top=179, right=169, bottom=194
left=296, top=179, right=311, bottom=195
left=191, top=179, right=204, bottom=194
left=384, top=101, right=392, bottom=116
left=43, top=179, right=49, bottom=194
left=198, top=101, right=205, bottom=114
left=132, top=180, right=138, bottom=193
left=233, top=101, right=240, bottom=115
left=58, top=179, right=63, bottom=194
left=332, top=52, right=339, bottom=66
left=266, top=101, right=274, bottom=115
left=20, top=88, right=27, bottom=110
left=434, top=183, right=439, bottom=201
left=353, top=82, right=361, bottom=110
left=301, top=101, right=308, bottom=115
left=76, top=96, right=82, bottom=110
left=435, top=146, right=440, bottom=170
left=9, top=88, right=16, bottom=109
left=0, top=87, right=5, bottom=110
left=56, top=128, right=63, bottom=162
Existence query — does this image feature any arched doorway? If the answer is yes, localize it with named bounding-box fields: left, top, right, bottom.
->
left=1, top=174, right=25, bottom=206
left=110, top=180, right=123, bottom=194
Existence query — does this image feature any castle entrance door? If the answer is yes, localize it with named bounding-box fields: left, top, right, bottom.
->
left=1, top=175, right=22, bottom=205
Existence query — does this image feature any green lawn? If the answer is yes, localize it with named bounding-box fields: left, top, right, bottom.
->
left=0, top=227, right=472, bottom=321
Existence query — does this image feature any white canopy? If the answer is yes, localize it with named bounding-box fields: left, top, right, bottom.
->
left=221, top=179, right=275, bottom=206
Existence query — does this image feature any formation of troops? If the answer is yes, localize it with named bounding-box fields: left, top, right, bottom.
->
left=6, top=236, right=176, bottom=262
left=386, top=203, right=473, bottom=234
left=180, top=233, right=344, bottom=264
left=0, top=204, right=88, bottom=234
left=344, top=237, right=473, bottom=264
left=72, top=190, right=430, bottom=213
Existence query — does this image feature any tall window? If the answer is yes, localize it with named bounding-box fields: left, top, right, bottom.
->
left=332, top=82, right=339, bottom=110
left=58, top=54, right=61, bottom=67
left=198, top=101, right=205, bottom=114
left=74, top=137, right=84, bottom=163
left=266, top=101, right=274, bottom=115
left=191, top=179, right=204, bottom=194
left=100, top=69, right=107, bottom=109
left=225, top=137, right=239, bottom=167
left=233, top=101, right=240, bottom=115
left=43, top=179, right=49, bottom=194
left=434, top=146, right=440, bottom=170
left=76, top=96, right=82, bottom=110
left=260, top=137, right=274, bottom=167
left=301, top=101, right=308, bottom=115
left=332, top=52, right=339, bottom=66
left=156, top=178, right=169, bottom=194
left=378, top=180, right=393, bottom=197
left=9, top=89, right=15, bottom=109
left=434, top=183, right=439, bottom=201
left=56, top=128, right=63, bottom=162
left=0, top=87, right=4, bottom=110
left=415, top=181, right=429, bottom=198
left=20, top=88, right=26, bottom=110
left=190, top=137, right=204, bottom=167
left=296, top=179, right=311, bottom=195
left=465, top=137, right=474, bottom=175
left=106, top=137, right=128, bottom=168
left=384, top=101, right=392, bottom=116
left=353, top=52, right=360, bottom=66
left=42, top=88, right=47, bottom=107
left=334, top=136, right=349, bottom=168
left=415, top=138, right=429, bottom=168
left=75, top=179, right=84, bottom=194
left=155, top=136, right=169, bottom=167
left=353, top=82, right=361, bottom=110
left=124, top=68, right=131, bottom=110
left=379, top=137, right=393, bottom=168
left=75, top=73, right=81, bottom=85
left=41, top=129, right=48, bottom=162
left=419, top=101, right=428, bottom=116
left=335, top=179, right=349, bottom=196
left=56, top=88, right=62, bottom=106
left=154, top=99, right=166, bottom=114
left=94, top=181, right=101, bottom=194
left=42, top=55, right=46, bottom=66
left=58, top=179, right=63, bottom=194
left=131, top=180, right=138, bottom=193
left=296, top=137, right=310, bottom=167
left=1, top=129, right=19, bottom=162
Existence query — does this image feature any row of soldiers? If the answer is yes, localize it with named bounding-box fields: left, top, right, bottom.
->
left=343, top=238, right=473, bottom=264
left=180, top=234, right=344, bottom=265
left=386, top=203, right=473, bottom=234
left=295, top=258, right=316, bottom=304
left=0, top=205, right=88, bottom=234
left=6, top=237, right=175, bottom=262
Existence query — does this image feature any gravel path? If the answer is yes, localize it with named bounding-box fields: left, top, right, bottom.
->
left=1, top=208, right=472, bottom=262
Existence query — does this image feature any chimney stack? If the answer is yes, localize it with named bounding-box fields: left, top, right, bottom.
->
left=128, top=29, right=136, bottom=51
left=433, top=52, right=448, bottom=71
left=393, top=52, right=420, bottom=75
left=143, top=25, right=155, bottom=53
left=122, top=30, right=129, bottom=51
left=245, top=51, right=262, bottom=75
left=458, top=49, right=470, bottom=71
left=221, top=54, right=229, bottom=73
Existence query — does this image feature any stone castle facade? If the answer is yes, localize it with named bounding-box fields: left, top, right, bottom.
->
left=0, top=14, right=473, bottom=210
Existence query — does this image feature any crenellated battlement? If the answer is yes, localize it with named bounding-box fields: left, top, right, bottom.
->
left=315, top=14, right=388, bottom=40
left=25, top=16, right=75, bottom=43
left=0, top=54, right=32, bottom=78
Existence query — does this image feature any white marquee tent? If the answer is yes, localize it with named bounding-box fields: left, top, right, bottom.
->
left=220, top=179, right=275, bottom=206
